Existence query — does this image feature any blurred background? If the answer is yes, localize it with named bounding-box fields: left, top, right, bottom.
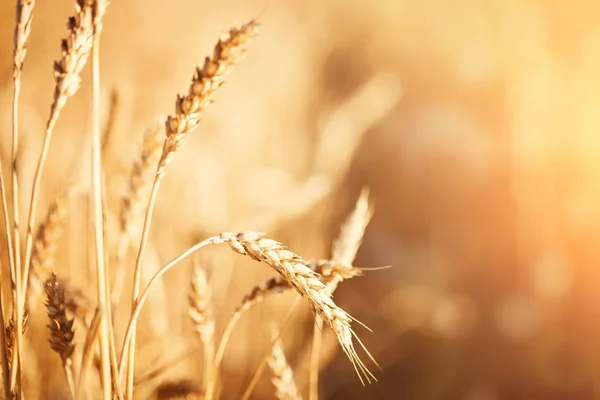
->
left=2, top=0, right=600, bottom=399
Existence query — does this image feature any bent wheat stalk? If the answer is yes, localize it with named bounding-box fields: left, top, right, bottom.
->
left=18, top=2, right=101, bottom=390
left=118, top=232, right=376, bottom=391
left=125, top=20, right=258, bottom=398
left=10, top=1, right=36, bottom=393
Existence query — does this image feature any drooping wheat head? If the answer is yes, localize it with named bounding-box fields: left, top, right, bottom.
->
left=220, top=231, right=376, bottom=384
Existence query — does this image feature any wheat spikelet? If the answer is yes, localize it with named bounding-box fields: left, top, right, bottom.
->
left=50, top=0, right=96, bottom=117
left=238, top=259, right=363, bottom=311
left=188, top=262, right=215, bottom=383
left=45, top=273, right=76, bottom=396
left=13, top=0, right=35, bottom=78
left=157, top=20, right=258, bottom=177
left=220, top=231, right=376, bottom=384
left=268, top=331, right=302, bottom=400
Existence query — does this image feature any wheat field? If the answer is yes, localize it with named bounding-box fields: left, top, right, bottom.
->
left=1, top=0, right=600, bottom=399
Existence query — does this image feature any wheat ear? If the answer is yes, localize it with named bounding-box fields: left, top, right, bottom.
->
left=125, top=21, right=258, bottom=398
left=10, top=1, right=37, bottom=394
left=157, top=20, right=259, bottom=177
left=309, top=188, right=374, bottom=399
left=45, top=273, right=76, bottom=398
left=268, top=329, right=302, bottom=400
left=188, top=261, right=215, bottom=386
left=118, top=232, right=376, bottom=393
left=17, top=2, right=101, bottom=390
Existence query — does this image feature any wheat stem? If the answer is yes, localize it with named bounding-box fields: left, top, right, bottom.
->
left=125, top=21, right=257, bottom=397
left=90, top=2, right=112, bottom=398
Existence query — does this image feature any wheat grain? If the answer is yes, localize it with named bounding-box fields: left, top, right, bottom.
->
left=238, top=259, right=363, bottom=311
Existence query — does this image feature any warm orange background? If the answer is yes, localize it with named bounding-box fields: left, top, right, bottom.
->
left=1, top=1, right=600, bottom=399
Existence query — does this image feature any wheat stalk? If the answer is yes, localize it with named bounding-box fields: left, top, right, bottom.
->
left=16, top=2, right=104, bottom=391
left=118, top=231, right=376, bottom=397
left=88, top=1, right=113, bottom=398
left=10, top=1, right=37, bottom=394
left=125, top=21, right=258, bottom=398
left=268, top=330, right=302, bottom=400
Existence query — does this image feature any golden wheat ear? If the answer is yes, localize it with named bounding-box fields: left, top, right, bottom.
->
left=221, top=231, right=377, bottom=383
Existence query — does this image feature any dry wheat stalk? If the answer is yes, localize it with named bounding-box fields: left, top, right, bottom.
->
left=120, top=231, right=375, bottom=395
left=19, top=9, right=106, bottom=390
left=89, top=2, right=113, bottom=398
left=268, top=330, right=302, bottom=400
left=188, top=262, right=215, bottom=384
left=126, top=21, right=258, bottom=397
left=11, top=2, right=38, bottom=394
left=157, top=20, right=258, bottom=177
left=45, top=273, right=76, bottom=397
